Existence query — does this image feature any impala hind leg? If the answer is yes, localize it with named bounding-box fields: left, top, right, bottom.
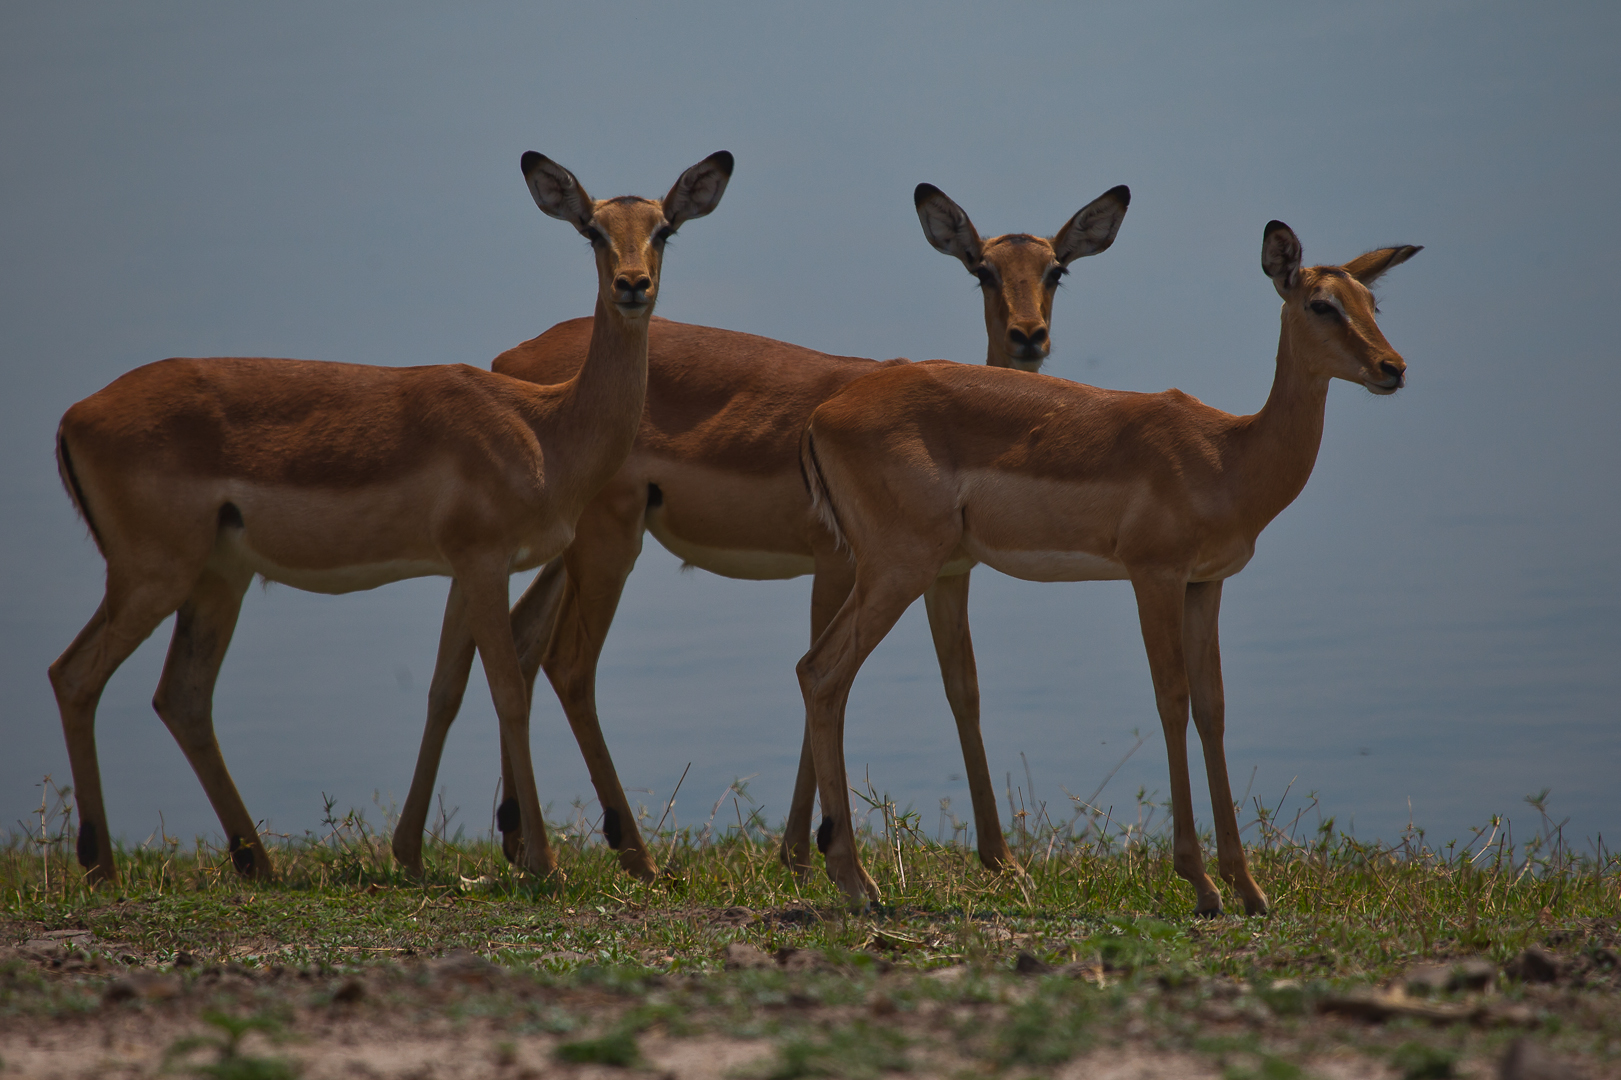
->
left=798, top=566, right=938, bottom=907
left=457, top=563, right=557, bottom=878
left=151, top=563, right=270, bottom=878
left=540, top=495, right=656, bottom=881
left=782, top=552, right=856, bottom=876
left=393, top=581, right=477, bottom=875
left=1131, top=572, right=1224, bottom=917
left=49, top=584, right=182, bottom=885
left=923, top=571, right=1016, bottom=873
left=1184, top=580, right=1268, bottom=915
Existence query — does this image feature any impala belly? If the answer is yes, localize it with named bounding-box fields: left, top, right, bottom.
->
left=961, top=540, right=1128, bottom=583
left=638, top=461, right=817, bottom=580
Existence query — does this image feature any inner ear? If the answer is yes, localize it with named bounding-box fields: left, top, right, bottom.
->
left=663, top=150, right=734, bottom=230
left=1344, top=244, right=1423, bottom=285
left=1261, top=220, right=1302, bottom=294
left=914, top=183, right=984, bottom=271
left=521, top=152, right=594, bottom=233
left=1052, top=185, right=1131, bottom=265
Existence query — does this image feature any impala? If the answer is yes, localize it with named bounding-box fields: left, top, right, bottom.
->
left=49, top=150, right=732, bottom=885
left=388, top=183, right=1131, bottom=880
left=795, top=221, right=1420, bottom=912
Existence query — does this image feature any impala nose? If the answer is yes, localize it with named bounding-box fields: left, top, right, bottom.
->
left=1378, top=358, right=1405, bottom=389
left=1007, top=324, right=1049, bottom=358
left=614, top=274, right=653, bottom=306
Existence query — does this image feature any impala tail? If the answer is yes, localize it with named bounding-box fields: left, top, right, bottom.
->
left=799, top=428, right=849, bottom=552
left=56, top=426, right=104, bottom=555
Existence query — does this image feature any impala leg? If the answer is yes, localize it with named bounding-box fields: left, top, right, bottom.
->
left=152, top=563, right=271, bottom=878
left=782, top=552, right=856, bottom=875
left=392, top=582, right=476, bottom=875
left=923, top=571, right=1015, bottom=873
left=1184, top=580, right=1268, bottom=915
left=539, top=493, right=656, bottom=881
left=1130, top=572, right=1223, bottom=916
left=49, top=584, right=181, bottom=886
left=501, top=558, right=568, bottom=863
left=798, top=567, right=935, bottom=907
left=457, top=563, right=556, bottom=878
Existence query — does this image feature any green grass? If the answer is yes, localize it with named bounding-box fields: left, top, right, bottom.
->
left=2, top=780, right=1618, bottom=1076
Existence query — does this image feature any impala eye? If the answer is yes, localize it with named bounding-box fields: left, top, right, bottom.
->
left=973, top=265, right=996, bottom=287
left=652, top=225, right=674, bottom=247
left=1309, top=299, right=1337, bottom=316
left=583, top=226, right=607, bottom=248
left=1045, top=267, right=1068, bottom=288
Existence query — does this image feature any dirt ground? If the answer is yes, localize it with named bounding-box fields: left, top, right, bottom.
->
left=1, top=918, right=1612, bottom=1079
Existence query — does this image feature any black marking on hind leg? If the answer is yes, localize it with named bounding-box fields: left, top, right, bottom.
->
left=646, top=482, right=664, bottom=509
left=219, top=502, right=243, bottom=529
left=229, top=834, right=255, bottom=875
left=816, top=816, right=834, bottom=854
left=602, top=806, right=623, bottom=849
left=496, top=796, right=520, bottom=834
left=77, top=820, right=98, bottom=868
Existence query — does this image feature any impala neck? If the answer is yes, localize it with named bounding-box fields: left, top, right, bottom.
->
left=1236, top=314, right=1331, bottom=533
left=548, top=295, right=652, bottom=503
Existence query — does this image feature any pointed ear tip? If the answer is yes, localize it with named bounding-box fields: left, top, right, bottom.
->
left=914, top=183, right=938, bottom=205
left=520, top=150, right=543, bottom=174
left=707, top=150, right=735, bottom=174
left=1264, top=219, right=1292, bottom=237
left=1109, top=184, right=1130, bottom=206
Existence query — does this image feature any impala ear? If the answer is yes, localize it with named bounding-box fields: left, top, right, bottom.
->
left=522, top=153, right=595, bottom=235
left=1262, top=220, right=1302, bottom=297
left=663, top=151, right=733, bottom=230
left=914, top=184, right=985, bottom=273
left=1344, top=244, right=1423, bottom=286
left=1052, top=185, right=1131, bottom=265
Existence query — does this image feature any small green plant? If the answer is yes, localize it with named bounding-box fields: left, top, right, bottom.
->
left=555, top=1028, right=641, bottom=1067
left=1391, top=1040, right=1457, bottom=1080
left=763, top=1021, right=910, bottom=1079
left=164, top=1010, right=297, bottom=1079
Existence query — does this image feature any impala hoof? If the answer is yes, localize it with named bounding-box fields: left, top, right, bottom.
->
left=1193, top=902, right=1225, bottom=919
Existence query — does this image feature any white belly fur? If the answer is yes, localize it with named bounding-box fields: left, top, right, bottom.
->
left=645, top=513, right=814, bottom=580
left=963, top=539, right=1128, bottom=583
left=220, top=540, right=450, bottom=594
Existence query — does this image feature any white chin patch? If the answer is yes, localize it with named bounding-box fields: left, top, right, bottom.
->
left=1012, top=358, right=1044, bottom=373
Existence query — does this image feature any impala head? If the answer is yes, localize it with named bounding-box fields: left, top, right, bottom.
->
left=915, top=183, right=1130, bottom=371
left=1263, top=221, right=1421, bottom=395
left=522, top=150, right=733, bottom=320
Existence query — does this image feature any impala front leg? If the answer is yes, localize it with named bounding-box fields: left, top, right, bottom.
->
left=923, top=571, right=1016, bottom=873
left=500, top=558, right=569, bottom=864
left=394, top=581, right=476, bottom=875
left=459, top=563, right=556, bottom=878
left=540, top=495, right=657, bottom=881
left=1184, top=580, right=1268, bottom=915
left=1131, top=572, right=1223, bottom=916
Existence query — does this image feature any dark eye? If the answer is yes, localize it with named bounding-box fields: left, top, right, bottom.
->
left=583, top=226, right=606, bottom=248
left=1045, top=267, right=1068, bottom=288
left=652, top=225, right=674, bottom=247
left=973, top=265, right=996, bottom=287
left=1309, top=299, right=1337, bottom=316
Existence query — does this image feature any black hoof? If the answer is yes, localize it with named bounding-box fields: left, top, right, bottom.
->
left=76, top=820, right=99, bottom=868
left=495, top=796, right=520, bottom=835
left=228, top=834, right=256, bottom=876
left=1193, top=903, right=1224, bottom=919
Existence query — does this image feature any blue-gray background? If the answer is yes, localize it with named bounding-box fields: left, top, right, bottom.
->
left=3, top=4, right=1616, bottom=864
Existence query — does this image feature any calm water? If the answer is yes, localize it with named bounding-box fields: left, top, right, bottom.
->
left=3, top=5, right=1617, bottom=866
